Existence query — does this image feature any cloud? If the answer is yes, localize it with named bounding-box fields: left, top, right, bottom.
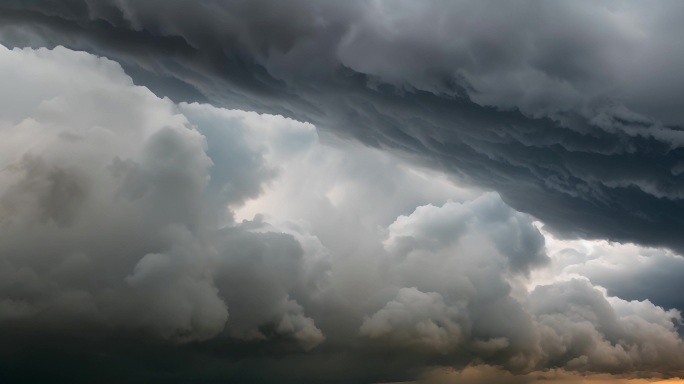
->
left=534, top=233, right=684, bottom=320
left=360, top=287, right=464, bottom=354
left=1, top=43, right=684, bottom=383
left=361, top=195, right=684, bottom=374
left=528, top=279, right=683, bottom=373
left=0, top=44, right=323, bottom=349
left=2, top=0, right=684, bottom=255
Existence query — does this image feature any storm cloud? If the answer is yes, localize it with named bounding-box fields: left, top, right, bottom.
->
left=2, top=0, right=684, bottom=255
left=2, top=2, right=684, bottom=383
left=1, top=44, right=683, bottom=383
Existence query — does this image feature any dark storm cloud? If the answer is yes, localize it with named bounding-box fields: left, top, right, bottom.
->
left=4, top=2, right=684, bottom=383
left=2, top=45, right=683, bottom=383
left=2, top=0, right=684, bottom=253
left=592, top=253, right=684, bottom=313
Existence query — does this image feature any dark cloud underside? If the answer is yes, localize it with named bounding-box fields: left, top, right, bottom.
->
left=2, top=0, right=684, bottom=253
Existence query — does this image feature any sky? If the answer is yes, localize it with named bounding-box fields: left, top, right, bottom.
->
left=0, top=1, right=683, bottom=383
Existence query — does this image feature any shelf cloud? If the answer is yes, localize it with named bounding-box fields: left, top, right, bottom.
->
left=1, top=1, right=684, bottom=383
left=3, top=0, right=684, bottom=252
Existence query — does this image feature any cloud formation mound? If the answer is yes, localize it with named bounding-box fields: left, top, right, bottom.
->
left=1, top=44, right=683, bottom=383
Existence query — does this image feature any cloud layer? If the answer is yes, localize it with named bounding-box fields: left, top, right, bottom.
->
left=2, top=0, right=684, bottom=255
left=0, top=44, right=683, bottom=383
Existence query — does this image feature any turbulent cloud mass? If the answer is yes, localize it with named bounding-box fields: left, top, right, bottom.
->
left=3, top=0, right=684, bottom=252
left=1, top=1, right=684, bottom=383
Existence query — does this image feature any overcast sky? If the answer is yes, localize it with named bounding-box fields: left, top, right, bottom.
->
left=1, top=1, right=684, bottom=383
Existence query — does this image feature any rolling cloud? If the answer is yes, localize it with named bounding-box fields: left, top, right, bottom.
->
left=1, top=1, right=684, bottom=383
left=2, top=0, right=684, bottom=253
left=0, top=44, right=683, bottom=383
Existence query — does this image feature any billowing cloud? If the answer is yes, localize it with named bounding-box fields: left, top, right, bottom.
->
left=534, top=232, right=684, bottom=321
left=0, top=44, right=324, bottom=351
left=2, top=0, right=684, bottom=254
left=360, top=287, right=465, bottom=354
left=1, top=37, right=684, bottom=383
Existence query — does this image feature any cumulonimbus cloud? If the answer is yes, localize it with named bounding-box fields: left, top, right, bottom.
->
left=2, top=0, right=684, bottom=255
left=1, top=43, right=683, bottom=383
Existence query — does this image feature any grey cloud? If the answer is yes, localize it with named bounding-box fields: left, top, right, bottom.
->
left=0, top=45, right=323, bottom=351
left=544, top=240, right=684, bottom=316
left=383, top=194, right=548, bottom=275
left=2, top=0, right=684, bottom=255
left=593, top=253, right=684, bottom=314
left=211, top=225, right=327, bottom=350
left=2, top=42, right=684, bottom=383
left=528, top=279, right=684, bottom=373
left=360, top=287, right=464, bottom=354
left=1, top=155, right=89, bottom=226
left=356, top=193, right=683, bottom=374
